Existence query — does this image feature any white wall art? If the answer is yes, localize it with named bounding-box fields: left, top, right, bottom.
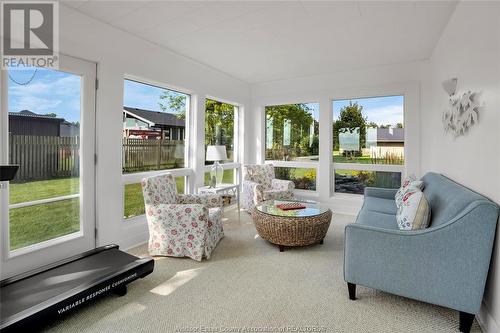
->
left=442, top=78, right=481, bottom=137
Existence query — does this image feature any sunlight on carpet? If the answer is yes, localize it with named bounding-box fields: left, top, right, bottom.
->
left=150, top=268, right=203, bottom=296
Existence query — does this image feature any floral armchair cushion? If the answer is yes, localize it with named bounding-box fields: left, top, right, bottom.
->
left=243, top=164, right=275, bottom=190
left=142, top=173, right=178, bottom=205
left=241, top=164, right=294, bottom=211
left=141, top=173, right=224, bottom=261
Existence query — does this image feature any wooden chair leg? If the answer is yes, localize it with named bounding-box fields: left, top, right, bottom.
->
left=347, top=283, right=356, bottom=300
left=459, top=311, right=474, bottom=333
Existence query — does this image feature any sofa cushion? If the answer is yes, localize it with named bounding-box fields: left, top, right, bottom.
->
left=396, top=188, right=431, bottom=230
left=363, top=196, right=397, bottom=215
left=422, top=173, right=487, bottom=227
left=356, top=209, right=399, bottom=230
left=395, top=176, right=424, bottom=208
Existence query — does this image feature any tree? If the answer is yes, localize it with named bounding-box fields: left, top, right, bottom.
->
left=396, top=122, right=404, bottom=128
left=332, top=102, right=367, bottom=152
left=265, top=104, right=316, bottom=160
left=44, top=112, right=57, bottom=117
left=204, top=99, right=235, bottom=149
left=367, top=121, right=378, bottom=128
left=159, top=90, right=187, bottom=119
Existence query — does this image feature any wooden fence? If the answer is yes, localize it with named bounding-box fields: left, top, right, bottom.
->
left=8, top=136, right=186, bottom=181
left=122, top=138, right=184, bottom=173
left=9, top=134, right=80, bottom=182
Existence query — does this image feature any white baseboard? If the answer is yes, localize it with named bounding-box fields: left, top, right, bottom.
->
left=477, top=301, right=500, bottom=333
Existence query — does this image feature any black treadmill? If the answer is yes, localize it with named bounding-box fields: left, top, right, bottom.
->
left=0, top=244, right=154, bottom=332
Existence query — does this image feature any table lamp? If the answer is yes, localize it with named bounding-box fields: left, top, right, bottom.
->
left=206, top=145, right=227, bottom=187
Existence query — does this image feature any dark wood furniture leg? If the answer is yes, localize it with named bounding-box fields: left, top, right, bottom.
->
left=279, top=245, right=284, bottom=252
left=319, top=239, right=324, bottom=245
left=459, top=311, right=474, bottom=333
left=347, top=283, right=356, bottom=300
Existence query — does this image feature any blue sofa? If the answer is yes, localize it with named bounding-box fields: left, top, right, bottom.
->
left=344, top=172, right=499, bottom=333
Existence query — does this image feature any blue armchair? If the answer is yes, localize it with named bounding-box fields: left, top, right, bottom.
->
left=344, top=172, right=499, bottom=333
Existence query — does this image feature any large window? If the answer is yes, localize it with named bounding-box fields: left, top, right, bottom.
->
left=204, top=98, right=238, bottom=184
left=332, top=95, right=404, bottom=194
left=205, top=98, right=237, bottom=163
left=122, top=79, right=190, bottom=219
left=122, top=79, right=188, bottom=174
left=264, top=103, right=319, bottom=192
left=265, top=103, right=319, bottom=162
left=7, top=68, right=83, bottom=250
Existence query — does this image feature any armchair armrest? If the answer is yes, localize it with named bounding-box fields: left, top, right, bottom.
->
left=177, top=194, right=222, bottom=208
left=272, top=179, right=295, bottom=192
left=242, top=180, right=264, bottom=204
left=364, top=187, right=398, bottom=200
left=344, top=202, right=498, bottom=314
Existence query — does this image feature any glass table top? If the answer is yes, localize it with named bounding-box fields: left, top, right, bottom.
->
left=255, top=200, right=330, bottom=218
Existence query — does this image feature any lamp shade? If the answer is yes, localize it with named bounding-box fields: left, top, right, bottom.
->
left=206, top=145, right=227, bottom=161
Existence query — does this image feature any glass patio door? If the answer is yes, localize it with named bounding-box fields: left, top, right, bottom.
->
left=0, top=55, right=96, bottom=279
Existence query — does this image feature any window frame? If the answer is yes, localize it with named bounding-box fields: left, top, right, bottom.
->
left=203, top=96, right=242, bottom=185
left=121, top=75, right=193, bottom=221
left=263, top=101, right=320, bottom=193
left=331, top=93, right=406, bottom=196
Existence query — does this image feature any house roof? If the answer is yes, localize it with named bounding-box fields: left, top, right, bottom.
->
left=376, top=128, right=404, bottom=142
left=9, top=110, right=65, bottom=122
left=123, top=107, right=185, bottom=127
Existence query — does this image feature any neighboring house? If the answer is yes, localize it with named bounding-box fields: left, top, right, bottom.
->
left=339, top=127, right=404, bottom=151
left=123, top=106, right=185, bottom=140
left=367, top=127, right=404, bottom=148
left=8, top=110, right=64, bottom=136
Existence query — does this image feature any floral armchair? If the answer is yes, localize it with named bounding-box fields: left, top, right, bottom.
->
left=141, top=173, right=224, bottom=261
left=241, top=164, right=295, bottom=211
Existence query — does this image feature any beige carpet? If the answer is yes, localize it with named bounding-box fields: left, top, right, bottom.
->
left=44, top=209, right=481, bottom=333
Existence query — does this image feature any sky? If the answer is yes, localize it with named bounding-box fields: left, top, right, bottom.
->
left=8, top=68, right=402, bottom=126
left=333, top=95, right=404, bottom=126
left=123, top=79, right=187, bottom=112
left=8, top=68, right=81, bottom=122
left=7, top=70, right=185, bottom=123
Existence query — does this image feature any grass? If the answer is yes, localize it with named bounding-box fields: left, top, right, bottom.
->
left=9, top=178, right=79, bottom=204
left=8, top=170, right=237, bottom=248
left=8, top=176, right=187, bottom=248
left=9, top=198, right=80, bottom=250
left=9, top=178, right=81, bottom=250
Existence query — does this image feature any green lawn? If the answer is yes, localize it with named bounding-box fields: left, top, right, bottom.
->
left=9, top=178, right=79, bottom=204
left=9, top=198, right=80, bottom=250
left=333, top=151, right=404, bottom=164
left=9, top=179, right=80, bottom=250
left=9, top=171, right=237, bottom=249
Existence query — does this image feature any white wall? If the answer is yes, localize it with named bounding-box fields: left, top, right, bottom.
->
left=58, top=5, right=251, bottom=249
left=420, top=2, right=500, bottom=332
left=250, top=61, right=427, bottom=213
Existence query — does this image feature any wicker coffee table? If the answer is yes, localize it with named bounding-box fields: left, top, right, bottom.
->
left=252, top=200, right=332, bottom=252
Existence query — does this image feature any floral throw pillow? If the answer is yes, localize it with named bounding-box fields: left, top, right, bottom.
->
left=396, top=188, right=431, bottom=230
left=395, top=175, right=424, bottom=207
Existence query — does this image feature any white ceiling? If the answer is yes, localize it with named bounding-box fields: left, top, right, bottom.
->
left=62, top=1, right=458, bottom=84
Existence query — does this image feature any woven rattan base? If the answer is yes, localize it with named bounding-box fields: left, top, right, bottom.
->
left=252, top=206, right=332, bottom=251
